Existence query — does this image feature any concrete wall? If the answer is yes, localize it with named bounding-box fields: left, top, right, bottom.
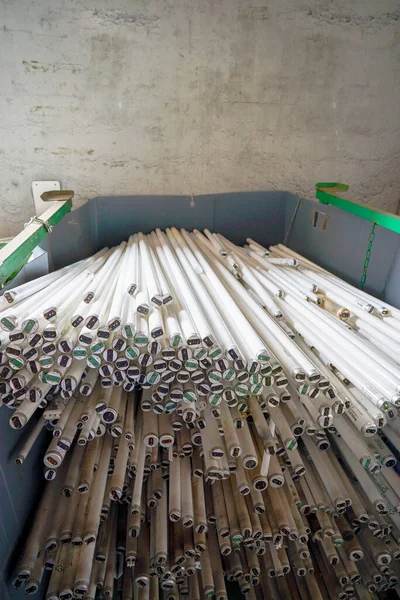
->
left=0, top=0, right=399, bottom=237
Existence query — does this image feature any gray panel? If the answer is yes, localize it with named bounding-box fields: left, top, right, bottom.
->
left=45, top=201, right=98, bottom=271
left=0, top=513, right=11, bottom=576
left=94, top=195, right=216, bottom=250
left=213, top=192, right=286, bottom=246
left=0, top=409, right=49, bottom=592
left=285, top=194, right=400, bottom=302
left=0, top=570, right=12, bottom=600
left=46, top=192, right=287, bottom=271
left=383, top=245, right=400, bottom=308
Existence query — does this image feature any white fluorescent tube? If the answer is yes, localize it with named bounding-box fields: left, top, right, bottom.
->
left=138, top=232, right=163, bottom=307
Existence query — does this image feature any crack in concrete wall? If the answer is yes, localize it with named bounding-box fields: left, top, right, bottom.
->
left=0, top=0, right=399, bottom=236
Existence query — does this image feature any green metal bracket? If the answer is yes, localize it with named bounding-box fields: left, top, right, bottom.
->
left=315, top=182, right=400, bottom=235
left=0, top=198, right=72, bottom=287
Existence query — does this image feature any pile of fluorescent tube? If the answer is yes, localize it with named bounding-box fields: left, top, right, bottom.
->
left=3, top=228, right=400, bottom=598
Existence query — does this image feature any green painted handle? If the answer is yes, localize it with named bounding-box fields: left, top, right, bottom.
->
left=315, top=183, right=400, bottom=235
left=0, top=199, right=72, bottom=287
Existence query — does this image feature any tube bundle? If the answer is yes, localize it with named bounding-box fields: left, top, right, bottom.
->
left=4, top=229, right=400, bottom=599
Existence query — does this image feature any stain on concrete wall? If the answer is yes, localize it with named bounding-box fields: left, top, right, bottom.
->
left=0, top=0, right=399, bottom=236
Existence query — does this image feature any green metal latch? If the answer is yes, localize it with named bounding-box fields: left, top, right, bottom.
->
left=315, top=182, right=400, bottom=235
